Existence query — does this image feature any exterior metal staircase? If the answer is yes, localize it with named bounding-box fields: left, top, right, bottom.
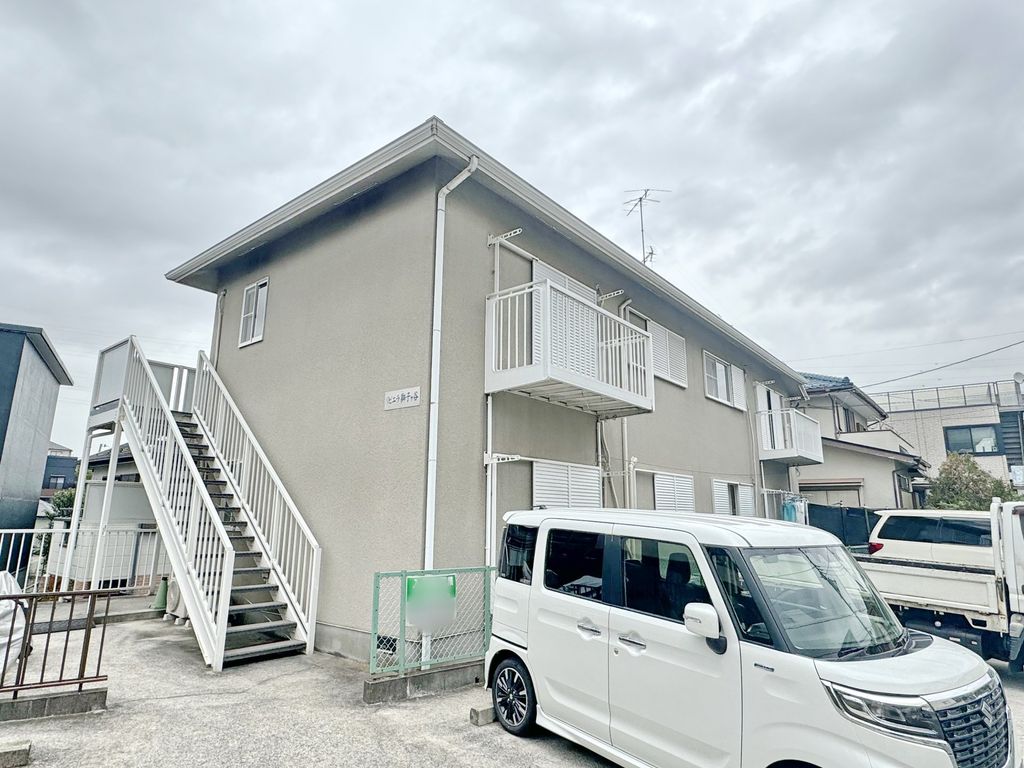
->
left=89, top=337, right=321, bottom=670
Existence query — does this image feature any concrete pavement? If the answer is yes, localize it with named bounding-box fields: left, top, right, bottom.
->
left=5, top=619, right=1024, bottom=767
left=0, top=620, right=607, bottom=767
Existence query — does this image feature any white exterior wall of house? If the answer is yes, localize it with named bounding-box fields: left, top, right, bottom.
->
left=884, top=404, right=1009, bottom=482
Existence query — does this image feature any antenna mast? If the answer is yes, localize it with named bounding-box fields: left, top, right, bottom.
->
left=624, top=188, right=670, bottom=265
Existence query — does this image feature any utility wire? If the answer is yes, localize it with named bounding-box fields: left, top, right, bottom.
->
left=861, top=338, right=1024, bottom=389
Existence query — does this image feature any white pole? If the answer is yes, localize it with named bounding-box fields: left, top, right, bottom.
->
left=90, top=415, right=123, bottom=588
left=61, top=427, right=97, bottom=590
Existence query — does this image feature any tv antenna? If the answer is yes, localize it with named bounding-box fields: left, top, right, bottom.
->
left=624, top=188, right=669, bottom=265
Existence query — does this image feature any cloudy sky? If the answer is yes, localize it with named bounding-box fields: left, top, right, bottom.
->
left=3, top=0, right=1023, bottom=451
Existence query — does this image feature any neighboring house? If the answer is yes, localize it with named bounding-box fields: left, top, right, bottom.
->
left=146, top=116, right=825, bottom=659
left=86, top=444, right=139, bottom=482
left=40, top=441, right=77, bottom=500
left=796, top=374, right=928, bottom=510
left=0, top=324, right=73, bottom=529
left=873, top=379, right=1024, bottom=487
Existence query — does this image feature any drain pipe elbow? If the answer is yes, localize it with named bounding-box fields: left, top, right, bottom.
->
left=424, top=155, right=479, bottom=571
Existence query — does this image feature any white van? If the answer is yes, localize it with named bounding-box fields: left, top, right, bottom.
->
left=486, top=508, right=1017, bottom=768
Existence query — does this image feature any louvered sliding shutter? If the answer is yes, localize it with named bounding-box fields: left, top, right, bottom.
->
left=738, top=484, right=756, bottom=516
left=533, top=461, right=602, bottom=508
left=730, top=365, right=747, bottom=411
left=653, top=473, right=696, bottom=514
left=649, top=321, right=687, bottom=387
left=712, top=480, right=732, bottom=515
left=533, top=261, right=598, bottom=376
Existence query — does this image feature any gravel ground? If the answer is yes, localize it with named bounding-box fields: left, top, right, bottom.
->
left=3, top=619, right=1023, bottom=767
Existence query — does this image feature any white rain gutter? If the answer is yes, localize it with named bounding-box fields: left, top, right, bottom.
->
left=423, top=155, right=479, bottom=571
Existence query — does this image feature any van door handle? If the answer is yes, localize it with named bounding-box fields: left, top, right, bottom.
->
left=577, top=621, right=602, bottom=636
left=618, top=635, right=647, bottom=650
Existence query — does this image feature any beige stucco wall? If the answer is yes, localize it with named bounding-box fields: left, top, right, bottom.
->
left=796, top=443, right=903, bottom=509
left=204, top=157, right=810, bottom=649
left=210, top=162, right=438, bottom=648
left=885, top=405, right=1009, bottom=482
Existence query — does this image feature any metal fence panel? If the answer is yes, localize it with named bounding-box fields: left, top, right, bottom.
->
left=370, top=566, right=493, bottom=676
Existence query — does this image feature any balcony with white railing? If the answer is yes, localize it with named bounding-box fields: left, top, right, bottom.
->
left=757, top=409, right=824, bottom=465
left=484, top=280, right=654, bottom=418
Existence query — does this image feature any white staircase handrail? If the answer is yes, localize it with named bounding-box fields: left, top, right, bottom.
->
left=119, top=337, right=235, bottom=670
left=192, top=350, right=321, bottom=653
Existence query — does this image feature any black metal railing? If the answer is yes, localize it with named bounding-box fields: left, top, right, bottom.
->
left=0, top=589, right=114, bottom=699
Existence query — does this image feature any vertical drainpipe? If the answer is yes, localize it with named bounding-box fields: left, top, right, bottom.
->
left=617, top=298, right=634, bottom=507
left=423, top=155, right=479, bottom=572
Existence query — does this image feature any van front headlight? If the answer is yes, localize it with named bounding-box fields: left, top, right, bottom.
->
left=825, top=682, right=944, bottom=740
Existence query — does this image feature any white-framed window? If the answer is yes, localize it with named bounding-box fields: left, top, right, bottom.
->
left=649, top=320, right=688, bottom=388
left=653, top=472, right=696, bottom=514
left=703, top=351, right=746, bottom=410
left=712, top=480, right=755, bottom=516
left=532, top=460, right=602, bottom=509
left=239, top=277, right=269, bottom=347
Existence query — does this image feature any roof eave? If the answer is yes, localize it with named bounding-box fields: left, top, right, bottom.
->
left=168, top=117, right=807, bottom=388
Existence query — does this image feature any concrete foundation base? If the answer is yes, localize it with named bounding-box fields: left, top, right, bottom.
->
left=314, top=622, right=371, bottom=664
left=363, top=660, right=484, bottom=704
left=0, top=689, right=107, bottom=722
left=0, top=740, right=30, bottom=768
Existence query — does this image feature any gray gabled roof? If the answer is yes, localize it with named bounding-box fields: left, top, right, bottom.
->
left=0, top=323, right=73, bottom=385
left=801, top=370, right=887, bottom=420
left=167, top=116, right=806, bottom=390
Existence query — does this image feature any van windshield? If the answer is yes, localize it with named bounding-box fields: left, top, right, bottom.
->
left=744, top=545, right=906, bottom=660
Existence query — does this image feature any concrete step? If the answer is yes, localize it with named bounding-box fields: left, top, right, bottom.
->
left=222, top=639, right=305, bottom=664
left=225, top=619, right=296, bottom=636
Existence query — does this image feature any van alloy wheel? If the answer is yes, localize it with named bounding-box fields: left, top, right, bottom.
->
left=495, top=666, right=529, bottom=727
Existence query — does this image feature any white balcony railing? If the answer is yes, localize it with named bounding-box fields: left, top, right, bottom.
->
left=484, top=280, right=654, bottom=417
left=757, top=409, right=823, bottom=465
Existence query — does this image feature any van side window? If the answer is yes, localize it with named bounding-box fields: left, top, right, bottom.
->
left=544, top=529, right=605, bottom=601
left=619, top=537, right=710, bottom=622
left=499, top=525, right=538, bottom=584
left=938, top=518, right=992, bottom=547
left=878, top=516, right=939, bottom=543
left=707, top=547, right=772, bottom=646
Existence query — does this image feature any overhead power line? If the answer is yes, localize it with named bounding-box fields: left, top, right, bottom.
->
left=861, top=338, right=1024, bottom=389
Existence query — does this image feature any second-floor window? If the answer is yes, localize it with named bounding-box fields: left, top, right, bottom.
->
left=239, top=277, right=269, bottom=347
left=703, top=351, right=747, bottom=410
left=945, top=425, right=1001, bottom=455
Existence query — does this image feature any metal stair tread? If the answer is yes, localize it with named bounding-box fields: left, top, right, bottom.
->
left=227, top=601, right=287, bottom=614
left=233, top=566, right=271, bottom=575
left=231, top=583, right=277, bottom=594
left=225, top=619, right=297, bottom=635
left=222, top=639, right=306, bottom=663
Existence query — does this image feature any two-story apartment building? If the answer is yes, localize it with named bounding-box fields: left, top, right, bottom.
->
left=873, top=379, right=1024, bottom=487
left=797, top=373, right=927, bottom=509
left=158, top=118, right=824, bottom=658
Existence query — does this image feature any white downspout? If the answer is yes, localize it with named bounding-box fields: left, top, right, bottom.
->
left=423, top=155, right=479, bottom=572
left=617, top=298, right=634, bottom=507
left=484, top=240, right=500, bottom=567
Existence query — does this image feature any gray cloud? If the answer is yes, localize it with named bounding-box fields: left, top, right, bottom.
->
left=1, top=0, right=1022, bottom=449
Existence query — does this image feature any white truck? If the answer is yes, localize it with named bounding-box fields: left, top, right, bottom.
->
left=858, top=499, right=1024, bottom=670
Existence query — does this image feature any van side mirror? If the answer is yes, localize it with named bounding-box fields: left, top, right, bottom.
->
left=684, top=603, right=727, bottom=655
